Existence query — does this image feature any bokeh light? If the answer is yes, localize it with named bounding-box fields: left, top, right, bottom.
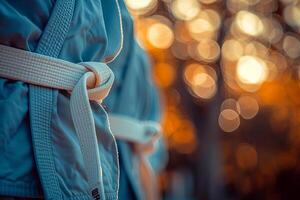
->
left=219, top=109, right=240, bottom=133
left=221, top=98, right=240, bottom=112
left=184, top=63, right=217, bottom=86
left=261, top=18, right=283, bottom=44
left=237, top=96, right=259, bottom=119
left=171, top=0, right=200, bottom=21
left=196, top=39, right=220, bottom=63
left=125, top=0, right=157, bottom=15
left=191, top=73, right=217, bottom=100
left=222, top=39, right=244, bottom=61
left=236, top=55, right=268, bottom=86
left=282, top=35, right=300, bottom=59
left=235, top=10, right=264, bottom=37
left=125, top=0, right=300, bottom=198
left=186, top=9, right=221, bottom=41
left=283, top=4, right=300, bottom=28
left=147, top=22, right=174, bottom=49
left=244, top=42, right=268, bottom=58
left=184, top=63, right=217, bottom=100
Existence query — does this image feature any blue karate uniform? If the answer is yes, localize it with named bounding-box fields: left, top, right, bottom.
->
left=0, top=0, right=165, bottom=199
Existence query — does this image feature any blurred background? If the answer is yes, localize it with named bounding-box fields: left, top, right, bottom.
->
left=125, top=0, right=300, bottom=199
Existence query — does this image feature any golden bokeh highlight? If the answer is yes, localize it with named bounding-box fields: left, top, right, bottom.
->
left=125, top=0, right=300, bottom=195
left=125, top=0, right=157, bottom=15
left=147, top=22, right=174, bottom=49
left=244, top=42, right=268, bottom=58
left=284, top=4, right=300, bottom=28
left=191, top=73, right=217, bottom=99
left=283, top=35, right=300, bottom=59
left=218, top=109, right=240, bottom=133
left=187, top=18, right=215, bottom=34
left=184, top=63, right=217, bottom=86
left=222, top=39, right=244, bottom=61
left=184, top=63, right=217, bottom=100
left=221, top=98, right=240, bottom=112
left=196, top=39, right=220, bottom=63
left=236, top=56, right=268, bottom=87
left=235, top=10, right=264, bottom=37
left=186, top=9, right=221, bottom=41
left=171, top=0, right=200, bottom=21
left=237, top=96, right=259, bottom=119
left=184, top=63, right=204, bottom=86
left=261, top=18, right=283, bottom=44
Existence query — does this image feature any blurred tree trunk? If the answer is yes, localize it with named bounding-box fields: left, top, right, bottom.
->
left=178, top=4, right=228, bottom=199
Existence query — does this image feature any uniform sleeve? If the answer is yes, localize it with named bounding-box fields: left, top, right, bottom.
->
left=105, top=0, right=168, bottom=173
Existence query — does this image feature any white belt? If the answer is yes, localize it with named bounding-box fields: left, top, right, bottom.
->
left=109, top=114, right=161, bottom=144
left=109, top=114, right=161, bottom=200
left=0, top=44, right=162, bottom=199
left=0, top=44, right=114, bottom=193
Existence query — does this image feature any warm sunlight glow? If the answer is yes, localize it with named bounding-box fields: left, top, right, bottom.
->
left=237, top=56, right=268, bottom=85
left=236, top=11, right=264, bottom=36
left=171, top=0, right=200, bottom=21
left=147, top=22, right=174, bottom=49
